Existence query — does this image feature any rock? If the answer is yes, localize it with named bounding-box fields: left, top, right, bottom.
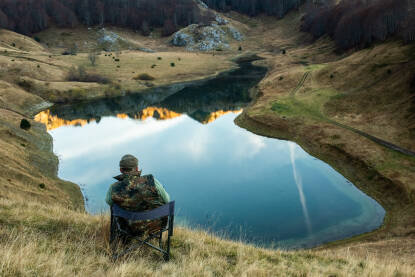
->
left=195, top=0, right=208, bottom=9
left=226, top=26, right=244, bottom=41
left=215, top=15, right=229, bottom=25
left=171, top=31, right=195, bottom=47
left=98, top=28, right=120, bottom=44
left=170, top=22, right=243, bottom=51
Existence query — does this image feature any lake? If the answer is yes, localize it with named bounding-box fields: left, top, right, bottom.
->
left=35, top=62, right=385, bottom=248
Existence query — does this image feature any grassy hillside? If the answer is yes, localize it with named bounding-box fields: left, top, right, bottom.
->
left=233, top=7, right=415, bottom=264
left=2, top=194, right=414, bottom=276
left=0, top=28, right=236, bottom=103
left=1, top=6, right=415, bottom=276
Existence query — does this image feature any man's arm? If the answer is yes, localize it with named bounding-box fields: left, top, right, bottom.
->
left=105, top=184, right=113, bottom=206
left=154, top=178, right=170, bottom=203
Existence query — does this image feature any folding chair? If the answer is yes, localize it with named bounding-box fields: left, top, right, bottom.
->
left=110, top=201, right=175, bottom=261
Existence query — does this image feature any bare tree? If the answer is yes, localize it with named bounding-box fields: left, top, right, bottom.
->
left=88, top=50, right=98, bottom=66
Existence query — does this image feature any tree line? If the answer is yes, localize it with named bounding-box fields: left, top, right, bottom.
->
left=0, top=0, right=209, bottom=36
left=201, top=0, right=304, bottom=17
left=301, top=0, right=415, bottom=50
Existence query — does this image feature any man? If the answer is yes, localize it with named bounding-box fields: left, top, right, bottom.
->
left=106, top=154, right=170, bottom=235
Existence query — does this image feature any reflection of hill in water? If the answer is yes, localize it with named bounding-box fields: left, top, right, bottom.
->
left=35, top=62, right=266, bottom=130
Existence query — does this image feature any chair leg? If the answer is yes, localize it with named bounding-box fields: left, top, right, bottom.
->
left=159, top=232, right=163, bottom=248
left=164, top=234, right=171, bottom=261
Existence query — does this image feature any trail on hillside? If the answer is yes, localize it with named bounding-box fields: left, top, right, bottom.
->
left=290, top=71, right=415, bottom=158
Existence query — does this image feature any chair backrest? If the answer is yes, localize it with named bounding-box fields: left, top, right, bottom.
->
left=112, top=201, right=175, bottom=221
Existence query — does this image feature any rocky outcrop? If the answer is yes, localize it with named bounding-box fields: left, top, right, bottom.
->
left=170, top=18, right=243, bottom=51
left=97, top=28, right=155, bottom=52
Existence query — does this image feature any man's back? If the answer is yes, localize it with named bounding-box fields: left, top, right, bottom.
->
left=106, top=165, right=170, bottom=236
left=110, top=171, right=166, bottom=211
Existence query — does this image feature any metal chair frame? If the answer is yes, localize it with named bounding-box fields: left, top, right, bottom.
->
left=110, top=201, right=175, bottom=261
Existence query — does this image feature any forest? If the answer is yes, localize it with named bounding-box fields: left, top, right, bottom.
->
left=201, top=0, right=304, bottom=17
left=301, top=0, right=415, bottom=50
left=0, top=0, right=209, bottom=36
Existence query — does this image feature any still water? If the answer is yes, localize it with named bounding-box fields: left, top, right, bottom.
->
left=36, top=62, right=384, bottom=248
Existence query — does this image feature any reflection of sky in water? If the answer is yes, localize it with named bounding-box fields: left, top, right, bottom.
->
left=50, top=113, right=384, bottom=248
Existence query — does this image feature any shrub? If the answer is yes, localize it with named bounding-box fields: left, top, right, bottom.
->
left=11, top=42, right=15, bottom=47
left=17, top=79, right=34, bottom=91
left=114, top=58, right=120, bottom=62
left=38, top=183, right=46, bottom=189
left=67, top=66, right=110, bottom=84
left=170, top=62, right=175, bottom=67
left=151, top=64, right=156, bottom=68
left=281, top=49, right=286, bottom=54
left=238, top=46, right=242, bottom=51
left=157, top=57, right=162, bottom=60
left=34, top=36, right=41, bottom=42
left=20, top=119, right=31, bottom=130
left=133, top=73, right=155, bottom=81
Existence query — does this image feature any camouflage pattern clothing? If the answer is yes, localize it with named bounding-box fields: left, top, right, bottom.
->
left=105, top=170, right=170, bottom=235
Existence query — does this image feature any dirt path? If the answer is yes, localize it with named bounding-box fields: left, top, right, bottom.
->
left=291, top=71, right=415, bottom=158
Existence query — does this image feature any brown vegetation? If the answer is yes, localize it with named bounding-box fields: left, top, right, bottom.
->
left=133, top=73, right=155, bottom=81
left=301, top=0, right=415, bottom=49
left=202, top=0, right=303, bottom=18
left=67, top=66, right=110, bottom=84
left=0, top=0, right=212, bottom=36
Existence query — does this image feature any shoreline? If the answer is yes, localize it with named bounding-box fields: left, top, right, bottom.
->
left=38, top=57, right=407, bottom=250
left=235, top=104, right=414, bottom=250
left=2, top=49, right=412, bottom=250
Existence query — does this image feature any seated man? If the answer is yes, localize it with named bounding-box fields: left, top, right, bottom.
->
left=105, top=154, right=170, bottom=236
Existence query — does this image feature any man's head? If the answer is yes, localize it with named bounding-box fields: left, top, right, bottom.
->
left=119, top=154, right=139, bottom=173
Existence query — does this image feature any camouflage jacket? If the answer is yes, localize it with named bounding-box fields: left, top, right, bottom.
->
left=105, top=171, right=170, bottom=211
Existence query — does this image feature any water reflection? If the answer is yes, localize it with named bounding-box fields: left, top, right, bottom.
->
left=36, top=62, right=385, bottom=248
left=35, top=62, right=265, bottom=130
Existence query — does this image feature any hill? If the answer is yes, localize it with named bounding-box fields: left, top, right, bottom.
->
left=0, top=2, right=415, bottom=276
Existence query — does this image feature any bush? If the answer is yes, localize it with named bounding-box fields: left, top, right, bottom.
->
left=170, top=62, right=175, bottom=67
left=38, top=183, right=46, bottom=189
left=133, top=73, right=155, bottom=81
left=238, top=46, right=242, bottom=51
left=114, top=58, right=120, bottom=62
left=157, top=57, right=162, bottom=60
left=34, top=36, right=41, bottom=42
left=17, top=79, right=34, bottom=91
left=67, top=66, right=110, bottom=84
left=20, top=119, right=31, bottom=130
left=281, top=49, right=286, bottom=54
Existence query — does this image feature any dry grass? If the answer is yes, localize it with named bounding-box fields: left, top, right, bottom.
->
left=1, top=195, right=414, bottom=277
left=56, top=51, right=236, bottom=91
left=0, top=28, right=237, bottom=103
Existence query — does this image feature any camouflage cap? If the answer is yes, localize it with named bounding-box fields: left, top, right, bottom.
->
left=119, top=154, right=138, bottom=169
